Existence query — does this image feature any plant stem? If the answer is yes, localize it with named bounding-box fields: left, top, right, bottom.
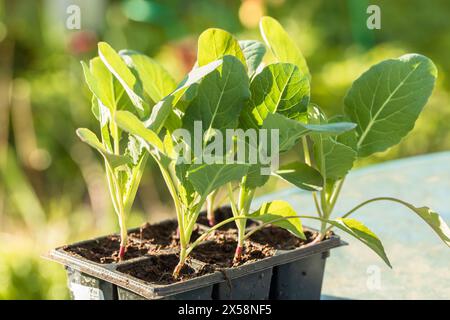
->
left=186, top=215, right=249, bottom=256
left=328, top=178, right=345, bottom=216
left=324, top=196, right=412, bottom=233
left=302, top=137, right=322, bottom=217
left=173, top=245, right=187, bottom=278
left=118, top=212, right=127, bottom=259
left=233, top=178, right=254, bottom=262
left=206, top=190, right=218, bottom=226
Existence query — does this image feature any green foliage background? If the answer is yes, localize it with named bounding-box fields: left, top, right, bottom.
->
left=0, top=0, right=449, bottom=299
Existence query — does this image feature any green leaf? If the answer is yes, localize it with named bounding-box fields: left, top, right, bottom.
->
left=301, top=214, right=391, bottom=267
left=145, top=59, right=224, bottom=132
left=355, top=198, right=450, bottom=247
left=240, top=63, right=310, bottom=129
left=274, top=161, right=323, bottom=191
left=76, top=128, right=131, bottom=168
left=123, top=152, right=149, bottom=213
left=187, top=163, right=249, bottom=198
left=183, top=56, right=250, bottom=139
left=259, top=16, right=310, bottom=79
left=115, top=111, right=164, bottom=153
left=344, top=54, right=437, bottom=157
left=98, top=42, right=146, bottom=112
left=81, top=58, right=115, bottom=113
left=329, top=115, right=358, bottom=151
left=119, top=50, right=176, bottom=103
left=248, top=200, right=305, bottom=239
left=262, top=113, right=356, bottom=153
left=239, top=40, right=266, bottom=77
left=333, top=218, right=391, bottom=268
left=309, top=106, right=357, bottom=181
left=197, top=28, right=246, bottom=67
left=401, top=204, right=450, bottom=247
left=244, top=164, right=270, bottom=189
left=316, top=138, right=357, bottom=181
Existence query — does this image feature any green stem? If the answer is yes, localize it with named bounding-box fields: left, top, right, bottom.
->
left=325, top=196, right=413, bottom=233
left=227, top=183, right=239, bottom=216
left=302, top=136, right=322, bottom=217
left=206, top=190, right=218, bottom=226
left=173, top=245, right=187, bottom=278
left=107, top=164, right=127, bottom=259
left=328, top=178, right=345, bottom=216
left=186, top=215, right=249, bottom=256
left=313, top=192, right=323, bottom=217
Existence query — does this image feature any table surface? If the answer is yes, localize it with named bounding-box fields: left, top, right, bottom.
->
left=255, top=152, right=450, bottom=300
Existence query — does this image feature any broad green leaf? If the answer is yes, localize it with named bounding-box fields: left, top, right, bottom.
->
left=115, top=111, right=164, bottom=153
left=344, top=54, right=437, bottom=157
left=274, top=161, right=323, bottom=191
left=98, top=42, right=146, bottom=112
left=333, top=218, right=391, bottom=268
left=315, top=138, right=356, bottom=181
left=183, top=56, right=250, bottom=139
left=401, top=203, right=450, bottom=247
left=76, top=128, right=131, bottom=168
left=125, top=135, right=145, bottom=165
left=329, top=115, right=358, bottom=151
left=248, top=200, right=305, bottom=239
left=262, top=113, right=356, bottom=153
left=81, top=58, right=115, bottom=113
left=145, top=59, right=224, bottom=132
left=197, top=28, right=246, bottom=67
left=113, top=76, right=136, bottom=112
left=244, top=164, right=270, bottom=189
left=309, top=106, right=357, bottom=180
left=300, top=215, right=391, bottom=267
left=239, top=40, right=266, bottom=77
left=119, top=50, right=176, bottom=103
left=174, top=163, right=196, bottom=204
left=259, top=16, right=310, bottom=79
left=240, top=63, right=310, bottom=129
left=187, top=163, right=249, bottom=198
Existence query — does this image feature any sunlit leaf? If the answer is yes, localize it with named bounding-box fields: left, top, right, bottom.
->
left=260, top=16, right=310, bottom=79
left=344, top=54, right=437, bottom=157
left=248, top=200, right=305, bottom=239
left=76, top=128, right=131, bottom=168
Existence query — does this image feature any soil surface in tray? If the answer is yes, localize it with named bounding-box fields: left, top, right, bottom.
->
left=197, top=206, right=257, bottom=229
left=64, top=235, right=148, bottom=264
left=64, top=220, right=201, bottom=264
left=128, top=220, right=201, bottom=252
left=249, top=225, right=318, bottom=250
left=115, top=226, right=322, bottom=284
left=191, top=229, right=275, bottom=268
left=117, top=254, right=199, bottom=284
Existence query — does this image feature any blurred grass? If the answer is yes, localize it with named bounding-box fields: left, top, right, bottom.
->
left=0, top=0, right=449, bottom=299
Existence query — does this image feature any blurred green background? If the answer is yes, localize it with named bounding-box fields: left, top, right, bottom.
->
left=0, top=0, right=449, bottom=299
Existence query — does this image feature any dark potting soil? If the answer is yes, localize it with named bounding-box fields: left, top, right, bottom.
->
left=197, top=206, right=258, bottom=229
left=190, top=230, right=275, bottom=268
left=64, top=220, right=202, bottom=264
left=249, top=225, right=318, bottom=250
left=63, top=235, right=148, bottom=264
left=128, top=219, right=201, bottom=252
left=116, top=254, right=199, bottom=284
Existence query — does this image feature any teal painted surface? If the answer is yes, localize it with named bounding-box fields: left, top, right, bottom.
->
left=255, top=152, right=450, bottom=299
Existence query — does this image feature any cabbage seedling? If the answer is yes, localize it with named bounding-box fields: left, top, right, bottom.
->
left=256, top=17, right=450, bottom=264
